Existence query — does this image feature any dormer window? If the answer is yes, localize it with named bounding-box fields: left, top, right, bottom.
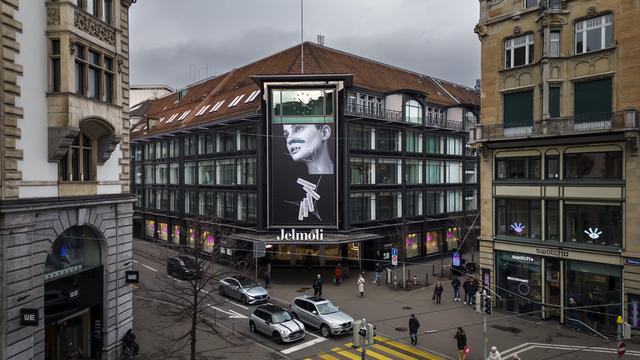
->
left=404, top=100, right=423, bottom=124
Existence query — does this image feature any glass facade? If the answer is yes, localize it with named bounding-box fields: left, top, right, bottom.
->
left=405, top=233, right=421, bottom=258
left=496, top=251, right=542, bottom=315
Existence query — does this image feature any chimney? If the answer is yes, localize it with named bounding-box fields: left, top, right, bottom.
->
left=317, top=34, right=325, bottom=46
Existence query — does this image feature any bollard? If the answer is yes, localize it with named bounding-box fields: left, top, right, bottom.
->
left=425, top=272, right=429, bottom=287
left=413, top=275, right=417, bottom=285
left=394, top=275, right=397, bottom=290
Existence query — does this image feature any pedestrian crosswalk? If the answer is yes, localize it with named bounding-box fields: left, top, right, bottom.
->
left=305, top=336, right=443, bottom=360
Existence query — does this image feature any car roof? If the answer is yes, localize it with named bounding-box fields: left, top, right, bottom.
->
left=231, top=275, right=252, bottom=282
left=256, top=304, right=288, bottom=314
left=296, top=296, right=329, bottom=304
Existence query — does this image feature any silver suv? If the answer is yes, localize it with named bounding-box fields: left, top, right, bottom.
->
left=290, top=296, right=354, bottom=337
left=249, top=305, right=305, bottom=343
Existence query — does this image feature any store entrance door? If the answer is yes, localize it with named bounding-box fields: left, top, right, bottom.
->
left=45, top=310, right=90, bottom=359
left=545, top=258, right=561, bottom=320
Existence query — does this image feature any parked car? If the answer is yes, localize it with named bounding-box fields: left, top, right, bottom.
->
left=249, top=304, right=305, bottom=343
left=289, top=296, right=354, bottom=337
left=219, top=275, right=269, bottom=305
left=166, top=256, right=201, bottom=280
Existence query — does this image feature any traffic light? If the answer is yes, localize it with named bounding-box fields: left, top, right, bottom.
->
left=483, top=295, right=492, bottom=314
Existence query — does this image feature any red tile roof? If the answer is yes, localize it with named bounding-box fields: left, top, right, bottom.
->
left=132, top=42, right=479, bottom=139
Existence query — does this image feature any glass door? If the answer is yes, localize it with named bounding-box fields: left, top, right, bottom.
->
left=545, top=258, right=561, bottom=320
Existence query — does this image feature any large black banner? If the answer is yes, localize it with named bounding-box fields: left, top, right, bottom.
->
left=269, top=88, right=337, bottom=227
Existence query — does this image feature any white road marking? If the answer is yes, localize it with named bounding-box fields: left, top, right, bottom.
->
left=501, top=343, right=640, bottom=357
left=207, top=304, right=235, bottom=316
left=133, top=260, right=138, bottom=263
left=227, top=301, right=248, bottom=310
left=168, top=276, right=182, bottom=283
left=228, top=309, right=248, bottom=319
left=142, top=264, right=158, bottom=272
left=200, top=289, right=210, bottom=294
left=280, top=336, right=327, bottom=354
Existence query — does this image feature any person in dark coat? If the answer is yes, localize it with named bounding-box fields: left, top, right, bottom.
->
left=451, top=277, right=461, bottom=302
left=409, top=314, right=420, bottom=345
left=433, top=281, right=444, bottom=304
left=313, top=274, right=323, bottom=297
left=454, top=327, right=467, bottom=360
left=469, top=279, right=479, bottom=306
left=263, top=270, right=271, bottom=289
left=463, top=278, right=471, bottom=305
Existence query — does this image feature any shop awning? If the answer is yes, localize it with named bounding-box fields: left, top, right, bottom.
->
left=228, top=232, right=382, bottom=245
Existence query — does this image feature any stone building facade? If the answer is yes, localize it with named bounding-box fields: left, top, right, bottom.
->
left=0, top=1, right=135, bottom=359
left=473, top=0, right=640, bottom=334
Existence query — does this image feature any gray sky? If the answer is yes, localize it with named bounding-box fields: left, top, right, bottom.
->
left=129, top=0, right=480, bottom=90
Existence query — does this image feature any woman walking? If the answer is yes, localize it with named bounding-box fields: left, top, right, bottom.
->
left=454, top=327, right=467, bottom=360
left=357, top=273, right=366, bottom=297
left=433, top=281, right=444, bottom=304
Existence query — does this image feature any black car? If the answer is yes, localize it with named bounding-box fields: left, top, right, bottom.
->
left=167, top=256, right=201, bottom=279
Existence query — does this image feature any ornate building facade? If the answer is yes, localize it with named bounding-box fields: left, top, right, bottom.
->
left=0, top=0, right=135, bottom=359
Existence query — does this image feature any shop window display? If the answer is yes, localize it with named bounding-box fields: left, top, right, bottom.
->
left=446, top=227, right=460, bottom=252
left=564, top=203, right=621, bottom=247
left=496, top=251, right=542, bottom=315
left=187, top=228, right=197, bottom=249
left=145, top=220, right=155, bottom=237
left=405, top=233, right=421, bottom=258
left=158, top=222, right=169, bottom=241
left=172, top=225, right=181, bottom=244
left=425, top=231, right=442, bottom=255
left=495, top=198, right=541, bottom=239
left=201, top=231, right=215, bottom=253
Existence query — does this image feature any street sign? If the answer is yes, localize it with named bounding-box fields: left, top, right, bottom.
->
left=125, top=270, right=139, bottom=284
left=391, top=247, right=398, bottom=266
left=21, top=309, right=39, bottom=326
left=618, top=341, right=625, bottom=358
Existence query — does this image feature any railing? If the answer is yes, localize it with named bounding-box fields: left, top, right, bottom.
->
left=472, top=110, right=638, bottom=142
left=541, top=0, right=566, bottom=11
left=425, top=115, right=464, bottom=130
left=345, top=103, right=403, bottom=122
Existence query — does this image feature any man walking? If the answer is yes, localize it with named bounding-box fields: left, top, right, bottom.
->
left=433, top=281, right=444, bottom=304
left=263, top=270, right=271, bottom=289
left=454, top=327, right=467, bottom=360
left=313, top=274, right=323, bottom=297
left=452, top=277, right=461, bottom=301
left=374, top=262, right=383, bottom=285
left=409, top=314, right=420, bottom=345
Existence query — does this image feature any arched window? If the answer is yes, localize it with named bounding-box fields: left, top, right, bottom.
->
left=59, top=132, right=95, bottom=181
left=404, top=100, right=423, bottom=124
left=44, top=226, right=102, bottom=281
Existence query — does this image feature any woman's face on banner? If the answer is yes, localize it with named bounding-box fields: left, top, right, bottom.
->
left=282, top=124, right=323, bottom=162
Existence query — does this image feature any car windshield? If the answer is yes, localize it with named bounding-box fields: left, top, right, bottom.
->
left=271, top=311, right=293, bottom=324
left=179, top=257, right=196, bottom=267
left=236, top=277, right=259, bottom=288
left=316, top=302, right=339, bottom=315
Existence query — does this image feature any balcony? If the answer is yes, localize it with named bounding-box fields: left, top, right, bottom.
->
left=471, top=110, right=638, bottom=143
left=345, top=103, right=464, bottom=130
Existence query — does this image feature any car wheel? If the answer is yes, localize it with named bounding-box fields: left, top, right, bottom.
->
left=272, top=331, right=283, bottom=344
left=249, top=321, right=256, bottom=333
left=291, top=312, right=299, bottom=320
left=321, top=324, right=331, bottom=338
left=242, top=295, right=249, bottom=305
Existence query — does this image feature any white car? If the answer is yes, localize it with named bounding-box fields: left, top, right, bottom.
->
left=249, top=304, right=305, bottom=343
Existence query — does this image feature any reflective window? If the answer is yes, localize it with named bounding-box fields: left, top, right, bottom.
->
left=426, top=190, right=444, bottom=215
left=565, top=203, right=621, bottom=247
left=575, top=14, right=613, bottom=54
left=404, top=100, right=423, bottom=124
left=564, top=151, right=622, bottom=179
left=378, top=192, right=401, bottom=219
left=44, top=226, right=102, bottom=281
left=405, top=233, right=422, bottom=258
left=350, top=157, right=375, bottom=185
left=377, top=158, right=402, bottom=184
left=496, top=198, right=541, bottom=239
left=405, top=190, right=423, bottom=217
left=349, top=192, right=376, bottom=222
left=505, top=34, right=534, bottom=69
left=496, top=156, right=541, bottom=180
left=405, top=159, right=423, bottom=184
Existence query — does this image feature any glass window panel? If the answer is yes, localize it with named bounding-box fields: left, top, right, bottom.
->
left=564, top=151, right=622, bottom=179
left=565, top=204, right=621, bottom=247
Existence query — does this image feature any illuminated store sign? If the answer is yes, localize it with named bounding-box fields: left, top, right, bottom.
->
left=511, top=255, right=535, bottom=262
left=275, top=229, right=325, bottom=241
left=535, top=248, right=569, bottom=258
left=510, top=222, right=525, bottom=234
left=584, top=227, right=603, bottom=240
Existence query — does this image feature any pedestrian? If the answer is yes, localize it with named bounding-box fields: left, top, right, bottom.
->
left=374, top=262, right=383, bottom=285
left=488, top=345, right=502, bottom=360
left=433, top=281, right=443, bottom=304
left=463, top=278, right=471, bottom=305
left=334, top=263, right=342, bottom=286
left=263, top=270, right=271, bottom=289
left=313, top=274, right=323, bottom=297
left=452, top=277, right=461, bottom=301
left=357, top=273, right=365, bottom=297
left=512, top=354, right=521, bottom=360
left=454, top=327, right=467, bottom=360
left=409, top=313, right=420, bottom=345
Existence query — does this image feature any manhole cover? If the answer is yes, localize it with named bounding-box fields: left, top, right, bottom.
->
left=395, top=327, right=408, bottom=332
left=491, top=325, right=522, bottom=334
left=402, top=306, right=412, bottom=310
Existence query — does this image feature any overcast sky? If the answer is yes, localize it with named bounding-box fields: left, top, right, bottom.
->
left=129, top=0, right=480, bottom=90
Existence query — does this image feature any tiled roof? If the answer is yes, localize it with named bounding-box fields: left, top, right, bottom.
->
left=132, top=42, right=480, bottom=139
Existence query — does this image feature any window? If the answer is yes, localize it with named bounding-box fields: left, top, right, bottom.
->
left=495, top=198, right=541, bottom=239
left=505, top=34, right=534, bottom=69
left=198, top=133, right=216, bottom=155
left=50, top=39, right=61, bottom=92
left=350, top=125, right=374, bottom=150
left=378, top=192, right=401, bottom=219
left=169, top=190, right=179, bottom=213
left=575, top=14, right=613, bottom=54
left=377, top=158, right=401, bottom=184
left=237, top=193, right=257, bottom=222
left=238, top=158, right=256, bottom=185
left=525, top=0, right=537, bottom=8
left=426, top=190, right=444, bottom=215
left=405, top=131, right=423, bottom=153
left=198, top=160, right=215, bottom=185
left=564, top=151, right=622, bottom=179
left=350, top=157, right=375, bottom=185
left=446, top=161, right=462, bottom=183
left=426, top=160, right=445, bottom=184
left=272, top=89, right=334, bottom=121
left=216, top=132, right=236, bottom=152
left=425, top=231, right=442, bottom=254
left=240, top=127, right=257, bottom=151
left=546, top=200, right=559, bottom=241
left=169, top=163, right=179, bottom=185
left=199, top=191, right=215, bottom=217
left=376, top=128, right=400, bottom=152
left=445, top=227, right=460, bottom=252
left=565, top=203, right=621, bottom=247
left=464, top=189, right=477, bottom=210
left=545, top=154, right=559, bottom=179
left=349, top=192, right=376, bottom=222
left=464, top=162, right=477, bottom=183
left=549, top=30, right=561, bottom=57
left=143, top=165, right=154, bottom=185
left=574, top=78, right=612, bottom=123
left=446, top=190, right=462, bottom=212
left=426, top=135, right=444, bottom=154
left=405, top=160, right=423, bottom=184
left=184, top=136, right=196, bottom=156
left=216, top=192, right=236, bottom=219
left=446, top=137, right=463, bottom=155
left=549, top=86, right=560, bottom=118
left=79, top=0, right=112, bottom=24
left=503, top=90, right=534, bottom=127
left=216, top=159, right=236, bottom=185
left=404, top=100, right=423, bottom=124
left=134, top=166, right=142, bottom=184
left=156, top=164, right=167, bottom=185
left=496, top=156, right=541, bottom=180
left=184, top=162, right=196, bottom=185
left=169, top=139, right=180, bottom=158
left=184, top=191, right=198, bottom=215
left=145, top=189, right=155, bottom=209
left=74, top=45, right=114, bottom=102
left=405, top=190, right=423, bottom=217
left=405, top=233, right=422, bottom=258
left=59, top=133, right=94, bottom=181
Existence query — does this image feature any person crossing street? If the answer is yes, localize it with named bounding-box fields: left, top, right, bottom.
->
left=313, top=274, right=323, bottom=297
left=452, top=277, right=461, bottom=301
left=454, top=327, right=467, bottom=360
left=357, top=273, right=366, bottom=297
left=409, top=314, right=420, bottom=345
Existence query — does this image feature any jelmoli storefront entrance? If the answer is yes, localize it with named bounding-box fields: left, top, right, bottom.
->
left=494, top=243, right=622, bottom=335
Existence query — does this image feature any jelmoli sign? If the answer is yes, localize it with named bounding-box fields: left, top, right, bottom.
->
left=275, top=229, right=324, bottom=241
